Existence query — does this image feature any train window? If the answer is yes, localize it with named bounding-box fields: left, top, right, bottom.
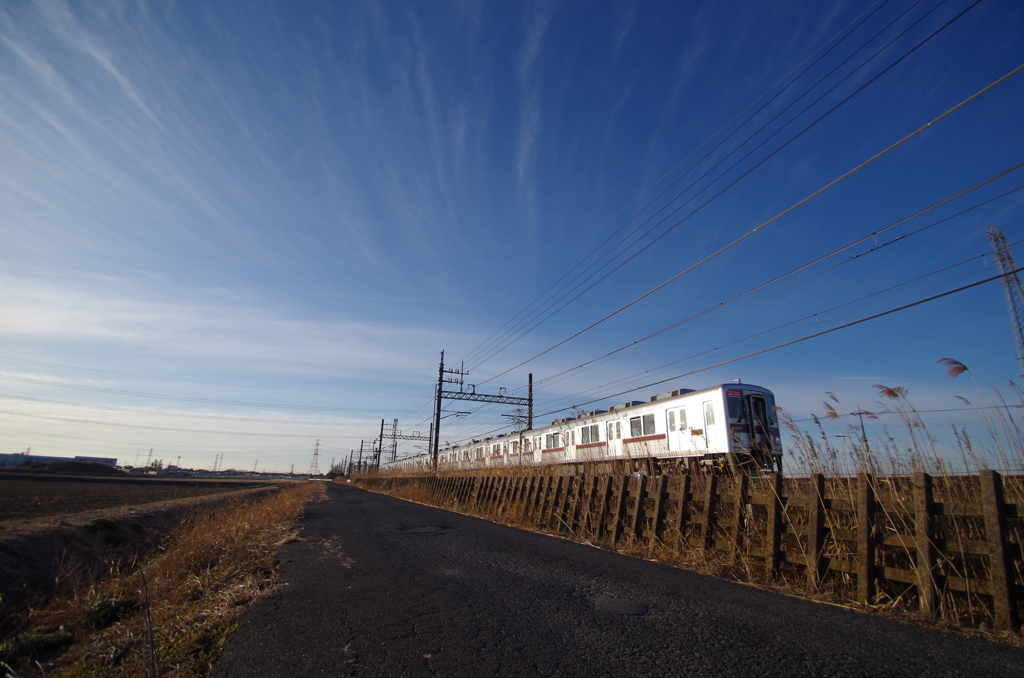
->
left=679, top=408, right=688, bottom=430
left=642, top=414, right=655, bottom=435
left=581, top=426, right=590, bottom=444
left=630, top=417, right=642, bottom=438
left=704, top=402, right=716, bottom=427
left=727, top=390, right=744, bottom=419
left=607, top=422, right=614, bottom=440
left=668, top=411, right=676, bottom=431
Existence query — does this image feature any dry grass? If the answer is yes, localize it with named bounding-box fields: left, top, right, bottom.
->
left=1, top=482, right=322, bottom=678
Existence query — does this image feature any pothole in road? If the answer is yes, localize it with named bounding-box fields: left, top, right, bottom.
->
left=594, top=596, right=648, bottom=615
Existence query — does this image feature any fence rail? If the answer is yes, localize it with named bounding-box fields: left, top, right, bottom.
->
left=358, top=469, right=1023, bottom=631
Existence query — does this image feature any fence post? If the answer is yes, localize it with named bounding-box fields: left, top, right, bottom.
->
left=528, top=476, right=545, bottom=522
left=701, top=475, right=717, bottom=549
left=556, top=476, right=573, bottom=534
left=649, top=474, right=668, bottom=545
left=730, top=474, right=749, bottom=565
left=675, top=474, right=691, bottom=551
left=495, top=476, right=509, bottom=512
left=765, top=472, right=784, bottom=578
left=596, top=476, right=613, bottom=543
left=807, top=473, right=826, bottom=588
left=629, top=475, right=647, bottom=541
left=980, top=470, right=1017, bottom=631
left=611, top=476, right=629, bottom=546
left=914, top=472, right=937, bottom=615
left=569, top=475, right=588, bottom=536
left=856, top=473, right=876, bottom=604
left=581, top=476, right=600, bottom=539
left=545, top=476, right=564, bottom=529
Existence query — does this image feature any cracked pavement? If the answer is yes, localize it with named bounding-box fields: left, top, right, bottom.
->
left=210, top=482, right=1024, bottom=677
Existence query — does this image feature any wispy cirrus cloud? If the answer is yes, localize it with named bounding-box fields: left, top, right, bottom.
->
left=0, top=273, right=464, bottom=381
left=515, top=7, right=551, bottom=191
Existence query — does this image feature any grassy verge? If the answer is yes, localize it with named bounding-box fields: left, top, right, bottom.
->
left=1, top=482, right=322, bottom=677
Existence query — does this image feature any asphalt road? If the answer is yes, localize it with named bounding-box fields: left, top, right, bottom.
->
left=211, top=482, right=1024, bottom=677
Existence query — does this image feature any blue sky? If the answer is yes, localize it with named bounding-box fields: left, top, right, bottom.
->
left=2, top=0, right=1024, bottom=472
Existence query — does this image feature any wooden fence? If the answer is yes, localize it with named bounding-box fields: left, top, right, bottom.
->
left=358, top=470, right=1023, bottom=631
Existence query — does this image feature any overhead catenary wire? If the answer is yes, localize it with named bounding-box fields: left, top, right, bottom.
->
left=533, top=253, right=998, bottom=412
left=477, top=57, right=1024, bottom=387
left=466, top=0, right=971, bottom=374
left=0, top=410, right=356, bottom=438
left=0, top=374, right=404, bottom=413
left=450, top=256, right=1024, bottom=446
left=535, top=265, right=1024, bottom=418
left=441, top=184, right=1024, bottom=446
left=460, top=0, right=896, bottom=369
left=526, top=167, right=1024, bottom=391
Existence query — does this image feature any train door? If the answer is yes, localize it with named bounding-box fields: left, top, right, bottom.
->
left=747, top=394, right=774, bottom=459
left=703, top=400, right=725, bottom=452
left=666, top=407, right=688, bottom=453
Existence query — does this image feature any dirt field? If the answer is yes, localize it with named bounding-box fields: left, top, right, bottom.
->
left=0, top=475, right=270, bottom=522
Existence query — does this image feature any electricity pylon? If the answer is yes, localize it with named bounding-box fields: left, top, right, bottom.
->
left=307, top=439, right=321, bottom=476
left=987, top=226, right=1024, bottom=376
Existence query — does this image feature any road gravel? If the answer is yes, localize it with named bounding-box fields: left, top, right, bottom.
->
left=211, top=482, right=1024, bottom=677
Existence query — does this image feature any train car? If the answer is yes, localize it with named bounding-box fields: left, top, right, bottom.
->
left=384, top=382, right=781, bottom=475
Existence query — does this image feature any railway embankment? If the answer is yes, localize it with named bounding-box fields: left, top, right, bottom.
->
left=355, top=468, right=1024, bottom=640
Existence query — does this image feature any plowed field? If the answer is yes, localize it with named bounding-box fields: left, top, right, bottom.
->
left=0, top=476, right=266, bottom=521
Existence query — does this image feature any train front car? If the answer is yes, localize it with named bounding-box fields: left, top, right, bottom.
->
left=722, top=384, right=782, bottom=475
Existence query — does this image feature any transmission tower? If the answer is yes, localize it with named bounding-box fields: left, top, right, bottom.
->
left=307, top=439, right=321, bottom=476
left=987, top=226, right=1024, bottom=376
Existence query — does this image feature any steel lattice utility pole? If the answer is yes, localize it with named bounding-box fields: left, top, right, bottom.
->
left=307, top=439, right=320, bottom=476
left=378, top=419, right=431, bottom=463
left=988, top=226, right=1024, bottom=376
left=430, top=350, right=533, bottom=471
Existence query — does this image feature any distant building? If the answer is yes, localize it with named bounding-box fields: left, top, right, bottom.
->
left=0, top=453, right=118, bottom=468
left=73, top=456, right=118, bottom=466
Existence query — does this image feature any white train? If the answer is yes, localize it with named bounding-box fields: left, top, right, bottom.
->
left=384, top=382, right=783, bottom=475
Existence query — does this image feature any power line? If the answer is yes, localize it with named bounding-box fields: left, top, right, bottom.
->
left=788, top=403, right=1024, bottom=424
left=538, top=265, right=1024, bottom=417
left=0, top=374, right=401, bottom=413
left=527, top=168, right=1024, bottom=391
left=0, top=410, right=356, bottom=438
left=479, top=58, right=1024, bottom=386
left=461, top=0, right=902, bottom=370
left=0, top=394, right=372, bottom=426
left=0, top=355, right=420, bottom=399
left=533, top=255, right=995, bottom=413
left=466, top=0, right=971, bottom=373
